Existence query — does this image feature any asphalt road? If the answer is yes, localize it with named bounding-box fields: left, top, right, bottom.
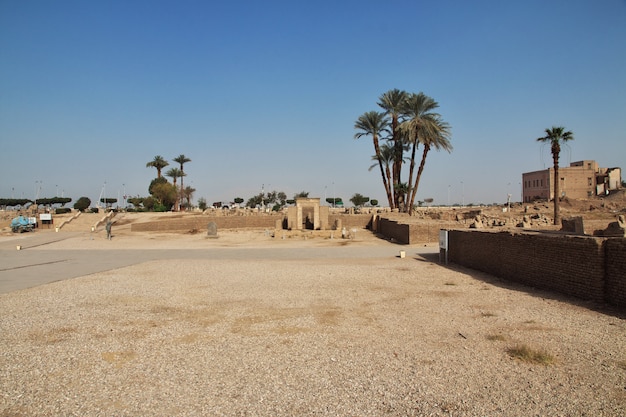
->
left=0, top=232, right=440, bottom=294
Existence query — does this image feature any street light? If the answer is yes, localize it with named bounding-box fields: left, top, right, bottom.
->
left=460, top=181, right=464, bottom=206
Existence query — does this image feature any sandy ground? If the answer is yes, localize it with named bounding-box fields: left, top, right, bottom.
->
left=1, top=222, right=625, bottom=416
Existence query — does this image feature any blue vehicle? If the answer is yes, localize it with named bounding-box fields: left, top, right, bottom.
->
left=10, top=216, right=35, bottom=233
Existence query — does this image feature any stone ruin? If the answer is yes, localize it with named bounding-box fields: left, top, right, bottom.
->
left=285, top=197, right=336, bottom=230
left=594, top=215, right=626, bottom=237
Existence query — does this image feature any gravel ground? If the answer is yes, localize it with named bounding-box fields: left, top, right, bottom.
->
left=1, top=234, right=625, bottom=416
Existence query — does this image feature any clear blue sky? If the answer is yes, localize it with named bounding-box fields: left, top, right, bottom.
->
left=1, top=0, right=625, bottom=207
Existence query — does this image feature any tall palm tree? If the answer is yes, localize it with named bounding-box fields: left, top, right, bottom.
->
left=378, top=89, right=408, bottom=208
left=354, top=111, right=393, bottom=208
left=368, top=143, right=397, bottom=199
left=146, top=155, right=169, bottom=178
left=165, top=167, right=183, bottom=186
left=537, top=126, right=574, bottom=225
left=173, top=154, right=191, bottom=211
left=399, top=93, right=452, bottom=214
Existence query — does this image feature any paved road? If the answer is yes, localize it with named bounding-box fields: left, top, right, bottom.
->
left=0, top=232, right=440, bottom=294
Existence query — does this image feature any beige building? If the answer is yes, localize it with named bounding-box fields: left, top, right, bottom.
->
left=522, top=160, right=622, bottom=203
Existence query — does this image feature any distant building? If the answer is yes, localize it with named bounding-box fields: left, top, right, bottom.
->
left=522, top=160, right=622, bottom=203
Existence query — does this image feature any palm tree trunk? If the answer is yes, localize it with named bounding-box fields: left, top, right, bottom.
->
left=409, top=145, right=430, bottom=215
left=391, top=117, right=400, bottom=209
left=406, top=140, right=418, bottom=214
left=179, top=169, right=184, bottom=212
left=553, top=154, right=560, bottom=225
left=373, top=138, right=394, bottom=209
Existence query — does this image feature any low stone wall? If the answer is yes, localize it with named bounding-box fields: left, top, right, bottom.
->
left=131, top=213, right=374, bottom=233
left=446, top=230, right=626, bottom=309
left=376, top=217, right=457, bottom=244
left=131, top=215, right=280, bottom=232
left=605, top=239, right=626, bottom=308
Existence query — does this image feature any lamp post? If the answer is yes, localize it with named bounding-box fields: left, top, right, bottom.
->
left=447, top=185, right=450, bottom=206
left=460, top=181, right=464, bottom=207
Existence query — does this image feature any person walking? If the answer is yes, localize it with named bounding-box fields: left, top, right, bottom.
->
left=105, top=220, right=112, bottom=240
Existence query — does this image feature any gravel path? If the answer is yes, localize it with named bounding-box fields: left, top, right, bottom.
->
left=1, top=232, right=625, bottom=416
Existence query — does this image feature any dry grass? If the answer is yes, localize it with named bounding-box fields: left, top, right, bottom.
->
left=506, top=344, right=556, bottom=365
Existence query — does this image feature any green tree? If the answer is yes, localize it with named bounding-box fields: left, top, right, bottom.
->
left=197, top=197, right=208, bottom=211
left=400, top=92, right=452, bottom=214
left=294, top=191, right=309, bottom=198
left=182, top=185, right=195, bottom=209
left=151, top=182, right=178, bottom=210
left=165, top=167, right=183, bottom=186
left=149, top=177, right=168, bottom=196
left=355, top=111, right=392, bottom=208
left=173, top=154, right=191, bottom=210
left=378, top=89, right=408, bottom=208
left=368, top=143, right=399, bottom=204
left=146, top=155, right=169, bottom=178
left=128, top=197, right=144, bottom=209
left=100, top=198, right=117, bottom=209
left=350, top=193, right=370, bottom=207
left=165, top=167, right=184, bottom=210
left=74, top=196, right=91, bottom=212
left=536, top=126, right=574, bottom=225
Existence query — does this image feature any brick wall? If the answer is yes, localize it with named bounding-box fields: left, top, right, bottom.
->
left=446, top=230, right=626, bottom=309
left=376, top=217, right=456, bottom=244
left=131, top=213, right=374, bottom=233
left=605, top=239, right=626, bottom=308
left=131, top=215, right=280, bottom=232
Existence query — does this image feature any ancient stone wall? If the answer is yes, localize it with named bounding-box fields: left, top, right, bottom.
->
left=130, top=215, right=280, bottom=232
left=131, top=213, right=373, bottom=233
left=446, top=230, right=626, bottom=309
left=376, top=217, right=457, bottom=244
left=605, top=238, right=626, bottom=309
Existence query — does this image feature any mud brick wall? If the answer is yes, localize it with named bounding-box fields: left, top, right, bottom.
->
left=447, top=230, right=626, bottom=309
left=605, top=239, right=626, bottom=308
left=377, top=218, right=410, bottom=244
left=376, top=217, right=456, bottom=244
left=131, top=215, right=280, bottom=232
left=131, top=214, right=374, bottom=233
left=329, top=214, right=372, bottom=229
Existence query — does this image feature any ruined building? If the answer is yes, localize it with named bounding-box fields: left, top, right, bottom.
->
left=522, top=160, right=622, bottom=203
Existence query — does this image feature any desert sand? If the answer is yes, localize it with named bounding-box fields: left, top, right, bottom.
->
left=0, top=210, right=625, bottom=416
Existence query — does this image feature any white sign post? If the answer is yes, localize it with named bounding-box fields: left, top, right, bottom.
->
left=439, top=230, right=449, bottom=264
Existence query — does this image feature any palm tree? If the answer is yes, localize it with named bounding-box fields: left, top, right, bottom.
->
left=354, top=111, right=393, bottom=208
left=165, top=168, right=183, bottom=186
left=146, top=155, right=169, bottom=178
left=399, top=93, right=452, bottom=214
left=378, top=89, right=408, bottom=208
left=368, top=143, right=397, bottom=199
left=173, top=154, right=191, bottom=211
left=537, top=126, right=574, bottom=225
left=183, top=186, right=195, bottom=209
left=165, top=167, right=184, bottom=211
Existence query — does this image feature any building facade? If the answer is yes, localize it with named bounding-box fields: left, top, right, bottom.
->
left=522, top=160, right=622, bottom=203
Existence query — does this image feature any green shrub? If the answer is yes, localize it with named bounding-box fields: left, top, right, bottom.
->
left=55, top=208, right=72, bottom=214
left=74, top=196, right=91, bottom=212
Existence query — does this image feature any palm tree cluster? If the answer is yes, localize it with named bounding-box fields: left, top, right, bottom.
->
left=146, top=155, right=194, bottom=210
left=355, top=89, right=452, bottom=214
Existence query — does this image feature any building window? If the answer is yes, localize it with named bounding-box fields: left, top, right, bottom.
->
left=588, top=178, right=592, bottom=186
left=587, top=191, right=593, bottom=197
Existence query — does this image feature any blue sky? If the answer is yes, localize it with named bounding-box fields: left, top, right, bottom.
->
left=1, top=0, right=625, bottom=207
